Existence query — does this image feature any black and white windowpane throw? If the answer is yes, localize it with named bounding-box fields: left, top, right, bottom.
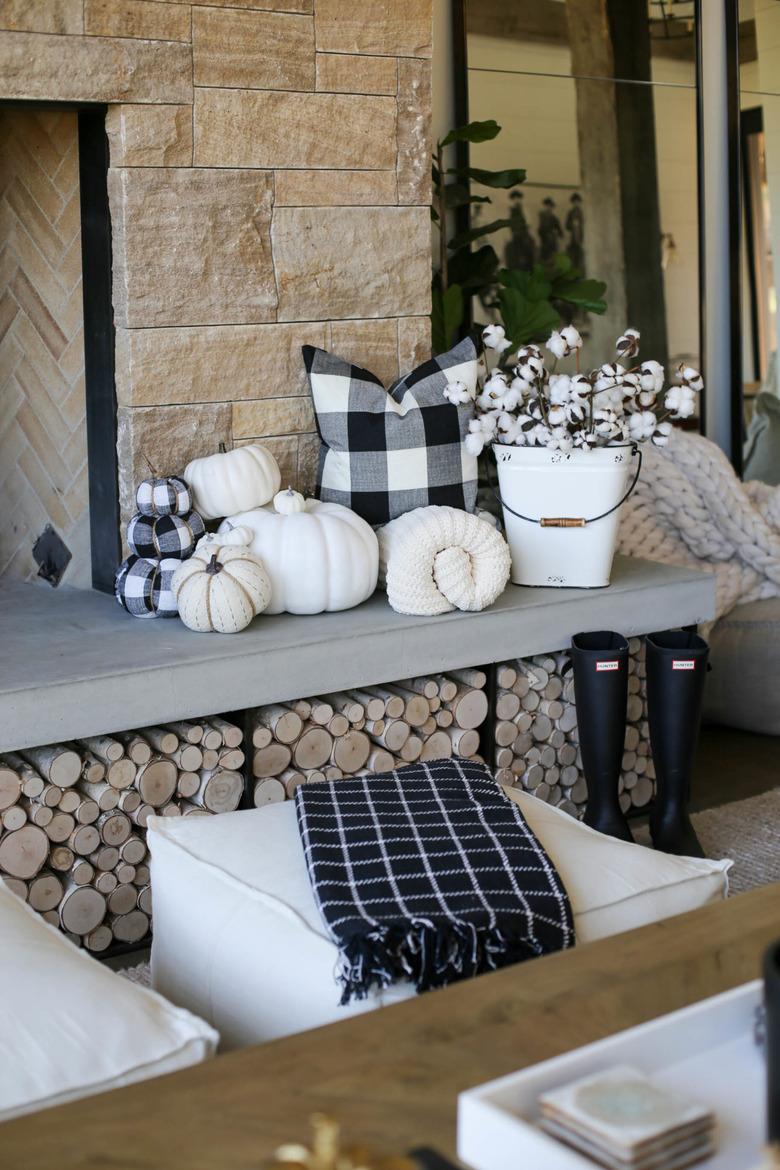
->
left=295, top=759, right=574, bottom=1004
left=303, top=337, right=480, bottom=527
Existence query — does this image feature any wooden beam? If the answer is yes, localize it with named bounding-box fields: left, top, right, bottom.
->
left=1, top=885, right=776, bottom=1168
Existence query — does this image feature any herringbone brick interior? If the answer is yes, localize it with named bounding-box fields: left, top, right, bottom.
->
left=0, top=109, right=90, bottom=585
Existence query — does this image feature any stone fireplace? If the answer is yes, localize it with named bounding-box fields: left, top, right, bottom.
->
left=0, top=0, right=433, bottom=591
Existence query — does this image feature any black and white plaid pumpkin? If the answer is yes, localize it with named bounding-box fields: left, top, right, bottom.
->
left=115, top=555, right=180, bottom=619
left=126, top=509, right=205, bottom=560
left=135, top=475, right=192, bottom=517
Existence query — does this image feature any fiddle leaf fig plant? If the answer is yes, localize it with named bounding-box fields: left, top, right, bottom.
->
left=431, top=120, right=609, bottom=353
left=431, top=120, right=525, bottom=352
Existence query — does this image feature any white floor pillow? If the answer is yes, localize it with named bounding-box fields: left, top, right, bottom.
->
left=0, top=879, right=218, bottom=1122
left=501, top=787, right=731, bottom=942
left=148, top=797, right=730, bottom=1050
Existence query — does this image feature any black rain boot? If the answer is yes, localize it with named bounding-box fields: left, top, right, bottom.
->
left=570, top=631, right=633, bottom=843
left=645, top=629, right=708, bottom=858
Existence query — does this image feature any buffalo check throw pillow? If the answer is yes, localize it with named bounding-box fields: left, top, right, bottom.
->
left=303, top=336, right=480, bottom=526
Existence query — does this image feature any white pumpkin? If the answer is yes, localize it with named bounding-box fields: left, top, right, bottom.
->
left=172, top=545, right=272, bottom=634
left=219, top=499, right=378, bottom=615
left=183, top=444, right=281, bottom=522
left=273, top=487, right=306, bottom=515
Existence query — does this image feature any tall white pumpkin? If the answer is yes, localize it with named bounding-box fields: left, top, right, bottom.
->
left=219, top=499, right=378, bottom=614
left=183, top=444, right=281, bottom=521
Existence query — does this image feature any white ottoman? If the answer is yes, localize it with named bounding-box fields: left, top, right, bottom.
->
left=148, top=794, right=731, bottom=1051
left=0, top=879, right=218, bottom=1122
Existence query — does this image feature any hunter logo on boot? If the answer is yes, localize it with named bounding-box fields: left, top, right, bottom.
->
left=596, top=661, right=620, bottom=672
left=672, top=659, right=696, bottom=670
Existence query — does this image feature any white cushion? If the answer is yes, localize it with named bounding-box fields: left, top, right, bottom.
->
left=148, top=798, right=730, bottom=1050
left=501, top=788, right=731, bottom=942
left=0, top=879, right=218, bottom=1122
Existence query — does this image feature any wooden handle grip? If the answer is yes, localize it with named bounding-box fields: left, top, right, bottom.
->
left=539, top=517, right=586, bottom=528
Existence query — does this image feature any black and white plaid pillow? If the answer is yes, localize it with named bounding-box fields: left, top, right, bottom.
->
left=303, top=336, right=479, bottom=526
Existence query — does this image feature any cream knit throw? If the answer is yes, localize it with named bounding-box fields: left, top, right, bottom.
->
left=379, top=506, right=511, bottom=616
left=618, top=429, right=780, bottom=630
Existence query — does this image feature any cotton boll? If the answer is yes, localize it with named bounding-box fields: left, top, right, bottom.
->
left=530, top=423, right=553, bottom=447
left=548, top=373, right=572, bottom=405
left=594, top=362, right=625, bottom=392
left=546, top=330, right=567, bottom=360
left=465, top=431, right=486, bottom=457
left=627, top=410, right=657, bottom=441
left=615, top=327, right=640, bottom=360
left=482, top=323, right=512, bottom=352
left=665, top=385, right=696, bottom=418
left=510, top=374, right=534, bottom=397
left=443, top=379, right=471, bottom=405
left=573, top=428, right=597, bottom=449
left=548, top=426, right=574, bottom=452
left=639, top=359, right=664, bottom=394
left=676, top=363, right=704, bottom=393
left=497, top=387, right=521, bottom=412
left=515, top=345, right=545, bottom=379
left=560, top=325, right=583, bottom=351
left=479, top=413, right=499, bottom=438
left=652, top=421, right=673, bottom=447
left=548, top=405, right=568, bottom=426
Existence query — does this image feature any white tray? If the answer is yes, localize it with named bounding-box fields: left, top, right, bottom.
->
left=458, top=981, right=765, bottom=1170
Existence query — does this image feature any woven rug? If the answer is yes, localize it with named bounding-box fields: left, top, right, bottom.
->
left=690, top=788, right=780, bottom=895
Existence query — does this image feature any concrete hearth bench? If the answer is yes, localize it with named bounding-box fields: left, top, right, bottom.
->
left=147, top=791, right=731, bottom=1051
left=0, top=556, right=713, bottom=753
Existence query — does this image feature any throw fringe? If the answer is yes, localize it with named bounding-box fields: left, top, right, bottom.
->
left=337, top=919, right=542, bottom=1005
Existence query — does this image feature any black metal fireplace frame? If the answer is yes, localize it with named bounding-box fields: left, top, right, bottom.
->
left=2, top=101, right=119, bottom=593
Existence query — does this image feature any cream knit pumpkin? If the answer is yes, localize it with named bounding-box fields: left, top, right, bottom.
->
left=378, top=506, right=511, bottom=616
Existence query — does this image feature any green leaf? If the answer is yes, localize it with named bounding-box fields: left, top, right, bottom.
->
left=498, top=288, right=560, bottom=348
left=448, top=243, right=499, bottom=290
left=548, top=252, right=575, bottom=278
left=497, top=267, right=550, bottom=301
left=449, top=217, right=512, bottom=251
left=444, top=183, right=491, bottom=209
left=553, top=277, right=608, bottom=315
left=431, top=284, right=464, bottom=353
left=440, top=120, right=501, bottom=147
left=450, top=166, right=527, bottom=189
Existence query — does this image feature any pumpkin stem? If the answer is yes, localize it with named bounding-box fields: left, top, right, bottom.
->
left=206, top=553, right=221, bottom=575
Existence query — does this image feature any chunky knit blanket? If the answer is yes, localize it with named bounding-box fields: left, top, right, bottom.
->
left=618, top=430, right=780, bottom=629
left=378, top=505, right=511, bottom=616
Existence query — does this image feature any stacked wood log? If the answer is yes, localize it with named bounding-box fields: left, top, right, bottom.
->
left=0, top=717, right=243, bottom=951
left=252, top=672, right=489, bottom=806
left=493, top=640, right=654, bottom=818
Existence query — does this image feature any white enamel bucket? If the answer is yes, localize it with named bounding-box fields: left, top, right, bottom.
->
left=492, top=443, right=641, bottom=588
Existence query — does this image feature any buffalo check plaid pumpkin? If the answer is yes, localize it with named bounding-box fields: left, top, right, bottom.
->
left=303, top=336, right=479, bottom=526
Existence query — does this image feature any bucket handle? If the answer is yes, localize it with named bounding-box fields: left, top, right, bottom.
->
left=488, top=443, right=642, bottom=526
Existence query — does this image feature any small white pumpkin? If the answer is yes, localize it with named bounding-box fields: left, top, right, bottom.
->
left=184, top=444, right=281, bottom=522
left=172, top=545, right=271, bottom=634
left=273, top=487, right=306, bottom=515
left=219, top=498, right=378, bottom=615
left=195, top=525, right=254, bottom=551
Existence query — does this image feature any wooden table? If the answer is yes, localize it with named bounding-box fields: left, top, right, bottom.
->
left=3, top=884, right=778, bottom=1169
